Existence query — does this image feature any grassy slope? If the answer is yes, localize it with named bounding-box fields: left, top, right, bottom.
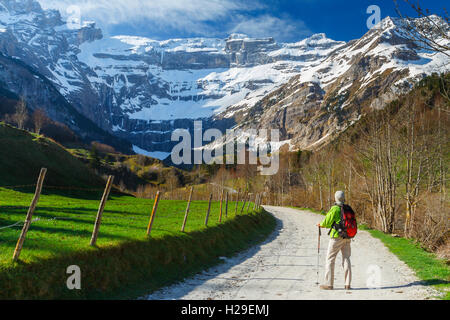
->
left=0, top=123, right=104, bottom=188
left=294, top=207, right=449, bottom=300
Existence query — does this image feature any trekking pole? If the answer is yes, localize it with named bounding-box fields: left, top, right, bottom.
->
left=316, top=225, right=321, bottom=285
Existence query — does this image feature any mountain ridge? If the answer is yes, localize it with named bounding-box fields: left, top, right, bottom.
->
left=219, top=15, right=449, bottom=151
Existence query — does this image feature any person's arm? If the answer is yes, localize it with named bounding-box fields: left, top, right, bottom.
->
left=318, top=206, right=339, bottom=228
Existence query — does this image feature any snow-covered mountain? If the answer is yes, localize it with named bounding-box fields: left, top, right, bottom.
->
left=0, top=0, right=448, bottom=158
left=217, top=16, right=449, bottom=152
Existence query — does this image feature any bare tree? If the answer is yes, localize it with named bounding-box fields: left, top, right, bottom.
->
left=394, top=0, right=450, bottom=56
left=166, top=170, right=180, bottom=198
left=394, top=0, right=450, bottom=105
left=352, top=109, right=401, bottom=233
left=32, top=108, right=48, bottom=134
left=12, top=98, right=29, bottom=130
left=399, top=94, right=427, bottom=238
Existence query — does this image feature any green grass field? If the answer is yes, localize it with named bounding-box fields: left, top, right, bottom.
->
left=0, top=187, right=274, bottom=299
left=0, top=187, right=241, bottom=264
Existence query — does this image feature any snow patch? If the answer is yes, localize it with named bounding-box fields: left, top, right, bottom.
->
left=132, top=145, right=170, bottom=160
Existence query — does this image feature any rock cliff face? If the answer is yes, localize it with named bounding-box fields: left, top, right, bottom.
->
left=71, top=32, right=345, bottom=156
left=0, top=0, right=448, bottom=158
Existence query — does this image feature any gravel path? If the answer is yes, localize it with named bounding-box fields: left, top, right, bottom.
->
left=143, top=206, right=438, bottom=300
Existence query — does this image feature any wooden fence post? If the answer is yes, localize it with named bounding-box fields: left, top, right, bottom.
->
left=181, top=186, right=194, bottom=232
left=246, top=194, right=253, bottom=214
left=234, top=190, right=240, bottom=216
left=240, top=193, right=248, bottom=215
left=13, top=168, right=47, bottom=261
left=253, top=194, right=258, bottom=211
left=219, top=189, right=224, bottom=223
left=225, top=192, right=228, bottom=218
left=147, top=191, right=161, bottom=236
left=205, top=193, right=213, bottom=226
left=90, top=175, right=114, bottom=246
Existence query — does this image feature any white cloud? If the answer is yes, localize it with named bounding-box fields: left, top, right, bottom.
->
left=39, top=0, right=253, bottom=26
left=230, top=14, right=311, bottom=42
left=37, top=0, right=310, bottom=42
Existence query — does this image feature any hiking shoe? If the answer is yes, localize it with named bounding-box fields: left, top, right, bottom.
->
left=345, top=285, right=351, bottom=290
left=319, top=285, right=333, bottom=290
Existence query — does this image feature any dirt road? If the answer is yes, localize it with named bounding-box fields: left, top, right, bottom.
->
left=143, top=206, right=438, bottom=300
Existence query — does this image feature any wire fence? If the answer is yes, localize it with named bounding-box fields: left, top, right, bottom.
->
left=0, top=216, right=76, bottom=231
left=0, top=169, right=265, bottom=261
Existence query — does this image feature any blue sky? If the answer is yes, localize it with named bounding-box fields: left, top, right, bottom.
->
left=39, top=0, right=449, bottom=42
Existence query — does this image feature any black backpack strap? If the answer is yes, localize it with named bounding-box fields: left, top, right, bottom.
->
left=327, top=221, right=335, bottom=235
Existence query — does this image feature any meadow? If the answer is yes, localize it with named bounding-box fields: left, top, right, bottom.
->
left=0, top=187, right=236, bottom=263
left=0, top=187, right=275, bottom=299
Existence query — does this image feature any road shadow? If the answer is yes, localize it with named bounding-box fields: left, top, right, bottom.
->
left=144, top=211, right=284, bottom=300
left=335, top=279, right=449, bottom=291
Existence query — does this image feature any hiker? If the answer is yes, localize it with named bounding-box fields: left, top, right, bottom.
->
left=317, top=190, right=357, bottom=290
